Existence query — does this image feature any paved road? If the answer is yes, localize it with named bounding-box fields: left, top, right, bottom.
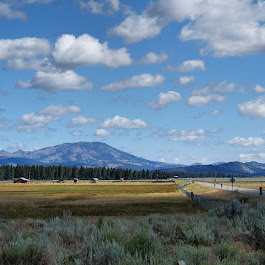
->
left=194, top=181, right=265, bottom=198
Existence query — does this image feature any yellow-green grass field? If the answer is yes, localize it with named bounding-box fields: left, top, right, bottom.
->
left=0, top=181, right=202, bottom=219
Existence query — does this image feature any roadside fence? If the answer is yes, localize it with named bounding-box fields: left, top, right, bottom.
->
left=176, top=184, right=262, bottom=217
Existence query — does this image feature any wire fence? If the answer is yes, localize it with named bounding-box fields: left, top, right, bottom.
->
left=176, top=183, right=261, bottom=217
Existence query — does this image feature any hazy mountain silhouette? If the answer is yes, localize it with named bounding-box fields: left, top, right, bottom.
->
left=0, top=142, right=175, bottom=170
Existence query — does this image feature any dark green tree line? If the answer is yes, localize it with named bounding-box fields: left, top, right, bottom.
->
left=0, top=164, right=250, bottom=181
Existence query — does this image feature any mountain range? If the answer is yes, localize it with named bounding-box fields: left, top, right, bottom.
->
left=0, top=142, right=265, bottom=175
left=0, top=142, right=174, bottom=170
left=170, top=161, right=265, bottom=176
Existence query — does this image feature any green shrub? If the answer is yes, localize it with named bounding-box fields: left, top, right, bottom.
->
left=216, top=241, right=239, bottom=263
left=175, top=244, right=210, bottom=265
left=3, top=242, right=46, bottom=265
left=233, top=209, right=265, bottom=250
left=125, top=229, right=157, bottom=258
left=102, top=229, right=128, bottom=244
left=4, top=244, right=24, bottom=265
left=22, top=231, right=36, bottom=240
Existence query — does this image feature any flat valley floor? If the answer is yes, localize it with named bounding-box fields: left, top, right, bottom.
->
left=0, top=181, right=201, bottom=219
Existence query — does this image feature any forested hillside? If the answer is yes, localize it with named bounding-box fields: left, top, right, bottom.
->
left=0, top=164, right=250, bottom=181
left=0, top=164, right=170, bottom=181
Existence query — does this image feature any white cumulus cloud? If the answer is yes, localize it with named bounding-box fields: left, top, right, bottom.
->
left=239, top=153, right=256, bottom=162
left=17, top=70, right=93, bottom=93
left=178, top=76, right=195, bottom=87
left=71, top=131, right=83, bottom=136
left=100, top=115, right=147, bottom=129
left=52, top=34, right=132, bottom=68
left=80, top=0, right=104, bottom=14
left=110, top=0, right=265, bottom=57
left=168, top=128, right=206, bottom=142
left=95, top=128, right=111, bottom=136
left=109, top=13, right=162, bottom=43
left=0, top=38, right=51, bottom=60
left=79, top=0, right=120, bottom=14
left=4, top=58, right=58, bottom=72
left=238, top=97, right=265, bottom=118
left=9, top=143, right=25, bottom=150
left=39, top=105, right=82, bottom=117
left=101, top=73, right=164, bottom=92
left=254, top=84, right=265, bottom=93
left=187, top=81, right=235, bottom=106
left=179, top=0, right=265, bottom=57
left=228, top=137, right=265, bottom=147
left=138, top=52, right=168, bottom=64
left=16, top=105, right=82, bottom=132
left=149, top=91, right=182, bottom=109
left=67, top=116, right=97, bottom=127
left=0, top=2, right=26, bottom=20
left=108, top=0, right=119, bottom=11
left=168, top=60, right=205, bottom=72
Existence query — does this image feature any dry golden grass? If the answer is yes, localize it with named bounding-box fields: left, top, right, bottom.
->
left=189, top=177, right=265, bottom=183
left=224, top=182, right=265, bottom=189
left=181, top=182, right=264, bottom=203
left=179, top=178, right=265, bottom=192
left=0, top=182, right=203, bottom=219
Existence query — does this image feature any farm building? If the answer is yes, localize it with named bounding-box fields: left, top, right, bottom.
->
left=91, top=178, right=99, bottom=183
left=14, top=177, right=31, bottom=184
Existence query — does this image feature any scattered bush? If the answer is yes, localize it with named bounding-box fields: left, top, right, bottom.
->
left=216, top=241, right=239, bottom=263
left=175, top=244, right=211, bottom=265
left=0, top=209, right=264, bottom=264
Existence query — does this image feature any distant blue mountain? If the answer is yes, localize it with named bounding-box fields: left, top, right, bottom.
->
left=0, top=142, right=176, bottom=170
left=211, top=162, right=226, bottom=166
left=1, top=142, right=264, bottom=175
left=169, top=161, right=265, bottom=176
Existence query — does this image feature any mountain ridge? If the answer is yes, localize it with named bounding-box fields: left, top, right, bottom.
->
left=0, top=142, right=265, bottom=175
left=0, top=142, right=174, bottom=170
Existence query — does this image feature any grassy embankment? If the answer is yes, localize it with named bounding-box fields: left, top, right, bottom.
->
left=0, top=182, right=202, bottom=219
left=177, top=181, right=264, bottom=206
left=188, top=177, right=265, bottom=190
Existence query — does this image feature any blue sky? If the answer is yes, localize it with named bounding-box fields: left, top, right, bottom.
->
left=1, top=0, right=265, bottom=165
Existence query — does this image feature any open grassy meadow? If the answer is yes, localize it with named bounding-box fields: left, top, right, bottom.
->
left=0, top=181, right=264, bottom=264
left=0, top=181, right=202, bottom=219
